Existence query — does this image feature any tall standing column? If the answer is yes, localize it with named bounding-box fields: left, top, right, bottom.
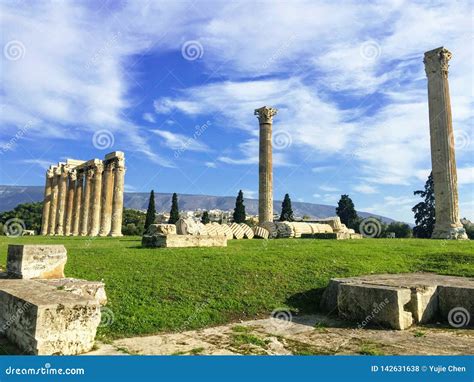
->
left=424, top=47, right=467, bottom=240
left=98, top=161, right=115, bottom=236
left=88, top=161, right=104, bottom=236
left=64, top=169, right=76, bottom=236
left=47, top=166, right=60, bottom=235
left=255, top=106, right=278, bottom=224
left=72, top=172, right=84, bottom=236
left=55, top=165, right=69, bottom=236
left=40, top=168, right=54, bottom=235
left=80, top=167, right=93, bottom=236
left=110, top=156, right=125, bottom=236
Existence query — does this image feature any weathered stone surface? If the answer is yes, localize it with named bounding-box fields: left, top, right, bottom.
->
left=145, top=224, right=177, bottom=236
left=338, top=283, right=413, bottom=330
left=255, top=106, right=278, bottom=224
left=0, top=279, right=100, bottom=355
left=240, top=223, right=254, bottom=239
left=43, top=152, right=125, bottom=237
left=142, top=234, right=227, bottom=248
left=313, top=217, right=343, bottom=232
left=7, top=245, right=67, bottom=279
left=424, top=47, right=468, bottom=240
left=438, top=285, right=474, bottom=327
left=321, top=273, right=474, bottom=330
left=36, top=278, right=107, bottom=306
left=301, top=232, right=362, bottom=240
left=253, top=226, right=270, bottom=239
left=229, top=223, right=245, bottom=239
left=85, top=313, right=474, bottom=356
left=176, top=218, right=207, bottom=235
left=220, top=224, right=234, bottom=239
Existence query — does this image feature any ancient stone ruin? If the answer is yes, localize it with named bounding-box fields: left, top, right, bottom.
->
left=255, top=106, right=277, bottom=225
left=40, top=151, right=125, bottom=237
left=321, top=273, right=473, bottom=330
left=141, top=216, right=360, bottom=248
left=424, top=47, right=468, bottom=240
left=0, top=245, right=106, bottom=355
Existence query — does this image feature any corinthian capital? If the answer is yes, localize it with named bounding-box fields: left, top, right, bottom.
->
left=254, top=106, right=278, bottom=124
left=69, top=169, right=77, bottom=181
left=424, top=47, right=452, bottom=77
left=47, top=167, right=55, bottom=178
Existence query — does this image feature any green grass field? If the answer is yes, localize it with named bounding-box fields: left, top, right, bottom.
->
left=0, top=236, right=473, bottom=341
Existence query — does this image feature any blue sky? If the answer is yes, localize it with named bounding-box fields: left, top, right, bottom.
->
left=0, top=0, right=472, bottom=223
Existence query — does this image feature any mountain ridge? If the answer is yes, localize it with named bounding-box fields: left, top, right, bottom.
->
left=0, top=185, right=396, bottom=223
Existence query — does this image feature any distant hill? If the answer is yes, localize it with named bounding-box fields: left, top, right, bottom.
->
left=0, top=185, right=395, bottom=223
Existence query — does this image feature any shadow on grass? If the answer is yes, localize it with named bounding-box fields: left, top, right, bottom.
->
left=286, top=287, right=326, bottom=315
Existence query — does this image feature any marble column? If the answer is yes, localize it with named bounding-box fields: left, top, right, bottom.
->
left=79, top=167, right=93, bottom=236
left=98, top=161, right=115, bottom=236
left=110, top=157, right=125, bottom=236
left=40, top=167, right=54, bottom=235
left=47, top=166, right=60, bottom=235
left=88, top=162, right=104, bottom=236
left=64, top=169, right=76, bottom=236
left=72, top=172, right=84, bottom=236
left=255, top=106, right=278, bottom=224
left=424, top=47, right=468, bottom=240
left=55, top=165, right=69, bottom=235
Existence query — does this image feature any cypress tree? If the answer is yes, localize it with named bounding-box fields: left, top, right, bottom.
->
left=232, top=190, right=246, bottom=223
left=279, top=193, right=294, bottom=221
left=168, top=193, right=180, bottom=224
left=144, top=190, right=156, bottom=232
left=336, top=194, right=358, bottom=229
left=412, top=172, right=436, bottom=238
left=201, top=211, right=210, bottom=224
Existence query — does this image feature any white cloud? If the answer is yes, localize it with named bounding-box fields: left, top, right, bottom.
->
left=353, top=184, right=378, bottom=194
left=142, top=113, right=156, bottom=123
left=241, top=189, right=257, bottom=199
left=152, top=130, right=210, bottom=153
left=205, top=162, right=217, bottom=168
left=152, top=78, right=356, bottom=155
left=458, top=167, right=474, bottom=185
left=319, top=185, right=340, bottom=192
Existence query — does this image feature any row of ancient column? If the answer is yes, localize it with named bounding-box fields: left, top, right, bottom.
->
left=40, top=153, right=125, bottom=236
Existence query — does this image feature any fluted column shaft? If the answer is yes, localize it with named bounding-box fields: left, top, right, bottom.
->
left=110, top=158, right=125, bottom=236
left=88, top=162, right=104, bottom=236
left=424, top=47, right=467, bottom=240
left=64, top=170, right=76, bottom=236
left=55, top=165, right=69, bottom=236
left=47, top=167, right=60, bottom=235
left=40, top=168, right=54, bottom=235
left=72, top=172, right=83, bottom=236
left=80, top=168, right=93, bottom=236
left=255, top=106, right=278, bottom=224
left=99, top=161, right=115, bottom=236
